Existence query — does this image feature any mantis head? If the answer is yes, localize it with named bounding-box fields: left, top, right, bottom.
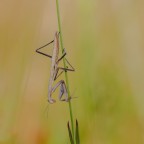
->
left=48, top=98, right=56, bottom=104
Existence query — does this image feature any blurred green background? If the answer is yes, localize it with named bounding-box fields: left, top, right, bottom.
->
left=0, top=0, right=144, bottom=144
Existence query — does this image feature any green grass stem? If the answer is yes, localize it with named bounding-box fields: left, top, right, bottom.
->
left=56, top=0, right=75, bottom=141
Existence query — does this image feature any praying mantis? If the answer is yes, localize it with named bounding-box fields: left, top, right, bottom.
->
left=36, top=31, right=75, bottom=104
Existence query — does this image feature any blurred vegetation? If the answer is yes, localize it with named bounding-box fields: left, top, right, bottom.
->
left=0, top=0, right=144, bottom=144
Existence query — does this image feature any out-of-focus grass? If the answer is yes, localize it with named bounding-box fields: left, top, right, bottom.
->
left=0, top=0, right=144, bottom=144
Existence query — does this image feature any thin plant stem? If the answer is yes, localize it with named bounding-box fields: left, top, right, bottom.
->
left=56, top=0, right=75, bottom=140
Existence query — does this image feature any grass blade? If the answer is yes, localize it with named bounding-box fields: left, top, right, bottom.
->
left=56, top=0, right=75, bottom=138
left=75, top=119, right=80, bottom=144
left=67, top=121, right=74, bottom=144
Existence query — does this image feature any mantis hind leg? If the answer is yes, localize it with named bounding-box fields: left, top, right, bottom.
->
left=36, top=40, right=54, bottom=58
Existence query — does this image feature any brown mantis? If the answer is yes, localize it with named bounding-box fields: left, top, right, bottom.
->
left=36, top=31, right=75, bottom=104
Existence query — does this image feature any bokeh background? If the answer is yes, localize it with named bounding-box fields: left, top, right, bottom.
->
left=0, top=0, right=144, bottom=144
